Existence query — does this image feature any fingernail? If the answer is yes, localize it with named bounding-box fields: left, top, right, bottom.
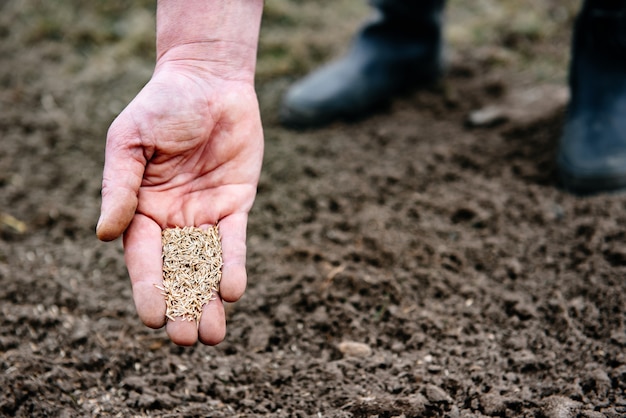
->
left=96, top=214, right=103, bottom=233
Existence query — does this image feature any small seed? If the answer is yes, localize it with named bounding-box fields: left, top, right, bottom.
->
left=158, top=225, right=223, bottom=324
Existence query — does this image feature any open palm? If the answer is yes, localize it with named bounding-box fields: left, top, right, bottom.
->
left=97, top=62, right=263, bottom=346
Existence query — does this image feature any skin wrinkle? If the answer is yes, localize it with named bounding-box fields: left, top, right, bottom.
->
left=156, top=39, right=221, bottom=62
left=143, top=142, right=231, bottom=191
left=107, top=134, right=147, bottom=169
left=220, top=218, right=248, bottom=268
left=138, top=81, right=213, bottom=153
left=138, top=97, right=216, bottom=188
left=135, top=182, right=253, bottom=229
left=103, top=150, right=149, bottom=212
left=124, top=107, right=156, bottom=163
left=102, top=167, right=143, bottom=195
left=156, top=40, right=258, bottom=82
left=182, top=185, right=251, bottom=225
left=142, top=78, right=218, bottom=170
left=140, top=137, right=233, bottom=194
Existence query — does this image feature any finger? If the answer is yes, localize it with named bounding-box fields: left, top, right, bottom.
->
left=214, top=212, right=248, bottom=302
left=97, top=186, right=139, bottom=241
left=166, top=318, right=199, bottom=347
left=97, top=119, right=147, bottom=241
left=198, top=297, right=226, bottom=346
left=123, top=214, right=167, bottom=330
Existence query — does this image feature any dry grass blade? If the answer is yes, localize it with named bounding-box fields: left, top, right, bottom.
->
left=158, top=225, right=223, bottom=324
left=0, top=212, right=27, bottom=233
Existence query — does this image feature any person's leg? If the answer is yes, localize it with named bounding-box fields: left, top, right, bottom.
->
left=557, top=0, right=626, bottom=194
left=280, top=0, right=446, bottom=129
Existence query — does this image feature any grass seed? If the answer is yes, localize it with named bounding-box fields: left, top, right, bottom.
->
left=157, top=225, right=223, bottom=324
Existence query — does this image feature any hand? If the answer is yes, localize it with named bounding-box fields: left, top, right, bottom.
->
left=96, top=60, right=263, bottom=346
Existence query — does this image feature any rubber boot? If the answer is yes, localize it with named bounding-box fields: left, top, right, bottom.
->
left=557, top=0, right=626, bottom=194
left=279, top=0, right=446, bottom=129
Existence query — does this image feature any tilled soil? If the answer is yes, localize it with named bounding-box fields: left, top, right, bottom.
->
left=1, top=1, right=625, bottom=417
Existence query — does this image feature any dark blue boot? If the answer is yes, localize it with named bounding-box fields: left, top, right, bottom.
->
left=557, top=0, right=626, bottom=194
left=280, top=0, right=445, bottom=128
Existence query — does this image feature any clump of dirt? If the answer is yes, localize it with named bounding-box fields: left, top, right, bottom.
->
left=1, top=0, right=626, bottom=417
left=158, top=226, right=222, bottom=323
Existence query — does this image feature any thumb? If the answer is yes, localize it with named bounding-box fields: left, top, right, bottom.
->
left=96, top=120, right=147, bottom=242
left=96, top=184, right=140, bottom=242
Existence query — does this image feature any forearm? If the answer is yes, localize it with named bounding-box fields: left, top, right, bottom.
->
left=156, top=0, right=264, bottom=82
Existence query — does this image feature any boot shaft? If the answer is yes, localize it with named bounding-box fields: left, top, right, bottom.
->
left=369, top=0, right=446, bottom=20
left=366, top=0, right=446, bottom=37
left=570, top=0, right=626, bottom=94
left=359, top=0, right=445, bottom=50
left=574, top=0, right=626, bottom=54
left=581, top=0, right=626, bottom=14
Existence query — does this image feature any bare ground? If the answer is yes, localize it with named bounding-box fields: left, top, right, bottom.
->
left=1, top=1, right=625, bottom=416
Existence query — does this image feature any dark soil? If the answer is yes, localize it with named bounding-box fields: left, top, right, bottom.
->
left=1, top=1, right=625, bottom=417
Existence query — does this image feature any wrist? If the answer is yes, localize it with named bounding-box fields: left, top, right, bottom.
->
left=156, top=0, right=263, bottom=82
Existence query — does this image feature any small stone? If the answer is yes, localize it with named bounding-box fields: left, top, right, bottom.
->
left=337, top=341, right=372, bottom=358
left=468, top=106, right=507, bottom=127
left=424, top=384, right=452, bottom=404
left=541, top=395, right=582, bottom=418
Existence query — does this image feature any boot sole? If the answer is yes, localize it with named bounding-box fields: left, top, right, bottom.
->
left=558, top=157, right=626, bottom=195
left=279, top=71, right=443, bottom=130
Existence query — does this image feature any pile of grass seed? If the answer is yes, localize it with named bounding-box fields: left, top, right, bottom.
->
left=156, top=225, right=223, bottom=323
